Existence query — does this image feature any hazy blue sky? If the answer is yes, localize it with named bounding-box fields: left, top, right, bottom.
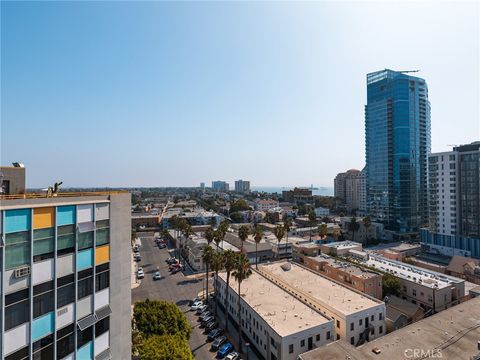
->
left=2, top=1, right=479, bottom=188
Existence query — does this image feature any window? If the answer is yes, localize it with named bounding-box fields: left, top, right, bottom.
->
left=57, top=225, right=75, bottom=255
left=379, top=313, right=383, bottom=320
left=412, top=289, right=417, bottom=296
left=32, top=334, right=53, bottom=360
left=379, top=326, right=383, bottom=334
left=316, top=334, right=320, bottom=341
left=5, top=298, right=30, bottom=330
left=96, top=228, right=110, bottom=246
left=33, top=290, right=54, bottom=318
left=5, top=231, right=30, bottom=269
left=336, top=320, right=340, bottom=328
left=350, top=336, right=355, bottom=345
left=289, top=344, right=293, bottom=354
left=95, top=316, right=110, bottom=337
left=300, top=339, right=305, bottom=347
left=5, top=346, right=29, bottom=360
left=33, top=227, right=54, bottom=262
left=78, top=275, right=93, bottom=299
left=57, top=325, right=74, bottom=359
left=371, top=327, right=375, bottom=335
left=57, top=274, right=74, bottom=287
left=57, top=283, right=75, bottom=308
left=350, top=322, right=354, bottom=331
left=371, top=315, right=374, bottom=322
left=77, top=326, right=93, bottom=349
left=326, top=331, right=331, bottom=340
left=359, top=319, right=363, bottom=326
left=78, top=231, right=93, bottom=250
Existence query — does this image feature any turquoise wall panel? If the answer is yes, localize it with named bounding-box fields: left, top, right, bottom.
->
left=77, top=341, right=93, bottom=360
left=32, top=312, right=54, bottom=341
left=5, top=208, right=31, bottom=233
left=77, top=248, right=93, bottom=271
left=57, top=205, right=76, bottom=226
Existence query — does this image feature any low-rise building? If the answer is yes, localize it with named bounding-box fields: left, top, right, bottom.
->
left=255, top=199, right=280, bottom=211
left=320, top=241, right=363, bottom=256
left=379, top=242, right=422, bottom=261
left=446, top=255, right=480, bottom=285
left=299, top=296, right=480, bottom=360
left=161, top=208, right=221, bottom=228
left=223, top=232, right=273, bottom=264
left=314, top=207, right=330, bottom=217
left=365, top=255, right=465, bottom=312
left=292, top=242, right=322, bottom=261
left=339, top=217, right=384, bottom=244
left=282, top=188, right=313, bottom=204
left=298, top=255, right=383, bottom=299
left=0, top=164, right=26, bottom=194
left=384, top=295, right=424, bottom=332
left=183, top=234, right=240, bottom=271
left=131, top=212, right=160, bottom=229
left=217, top=270, right=334, bottom=360
left=258, top=262, right=386, bottom=346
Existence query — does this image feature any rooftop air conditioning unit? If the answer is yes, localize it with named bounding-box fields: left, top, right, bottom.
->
left=14, top=266, right=30, bottom=278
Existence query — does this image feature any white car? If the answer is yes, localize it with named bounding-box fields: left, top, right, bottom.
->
left=190, top=301, right=203, bottom=310
left=153, top=271, right=162, bottom=280
left=137, top=268, right=144, bottom=279
left=225, top=351, right=240, bottom=360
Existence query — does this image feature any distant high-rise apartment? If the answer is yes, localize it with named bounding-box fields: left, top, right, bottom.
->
left=0, top=169, right=132, bottom=359
left=211, top=180, right=229, bottom=192
left=422, top=142, right=480, bottom=258
left=334, top=169, right=361, bottom=212
left=365, top=69, right=431, bottom=235
left=234, top=179, right=250, bottom=193
left=358, top=168, right=367, bottom=215
left=200, top=182, right=205, bottom=190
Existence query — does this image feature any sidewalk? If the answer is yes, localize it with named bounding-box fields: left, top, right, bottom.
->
left=213, top=301, right=260, bottom=360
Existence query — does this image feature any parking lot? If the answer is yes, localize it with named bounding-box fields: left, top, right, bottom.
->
left=132, top=235, right=237, bottom=359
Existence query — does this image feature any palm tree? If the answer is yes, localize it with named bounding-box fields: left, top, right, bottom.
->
left=253, top=227, right=263, bottom=269
left=204, top=226, right=215, bottom=298
left=232, top=253, right=252, bottom=352
left=222, top=250, right=237, bottom=331
left=273, top=225, right=285, bottom=260
left=348, top=216, right=360, bottom=242
left=363, top=216, right=372, bottom=247
left=210, top=252, right=224, bottom=316
left=238, top=225, right=250, bottom=253
left=318, top=223, right=328, bottom=240
left=202, top=246, right=215, bottom=300
left=179, top=221, right=192, bottom=266
left=283, top=216, right=292, bottom=259
left=308, top=210, right=317, bottom=241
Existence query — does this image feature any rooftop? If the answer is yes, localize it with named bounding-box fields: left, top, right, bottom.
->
left=366, top=256, right=464, bottom=289
left=388, top=243, right=422, bottom=253
left=322, top=241, right=363, bottom=250
left=218, top=271, right=331, bottom=337
left=0, top=190, right=127, bottom=200
left=259, top=262, right=382, bottom=316
left=311, top=255, right=381, bottom=279
left=299, top=296, right=480, bottom=360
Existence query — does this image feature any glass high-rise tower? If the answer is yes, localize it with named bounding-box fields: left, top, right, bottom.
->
left=365, top=69, right=431, bottom=235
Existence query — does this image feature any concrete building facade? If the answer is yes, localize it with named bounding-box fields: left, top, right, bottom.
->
left=0, top=191, right=132, bottom=360
left=0, top=165, right=26, bottom=195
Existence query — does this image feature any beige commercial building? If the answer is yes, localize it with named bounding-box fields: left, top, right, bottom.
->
left=258, top=262, right=386, bottom=347
left=217, top=270, right=334, bottom=360
left=320, top=241, right=363, bottom=256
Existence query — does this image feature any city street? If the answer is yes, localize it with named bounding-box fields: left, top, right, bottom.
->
left=131, top=236, right=219, bottom=360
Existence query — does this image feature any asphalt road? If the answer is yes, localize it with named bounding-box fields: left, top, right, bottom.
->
left=131, top=236, right=218, bottom=360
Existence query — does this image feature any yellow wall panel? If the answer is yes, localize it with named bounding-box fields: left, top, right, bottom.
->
left=95, top=245, right=110, bottom=265
left=33, top=207, right=55, bottom=229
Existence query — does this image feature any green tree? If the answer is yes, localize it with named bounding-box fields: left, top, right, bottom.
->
left=363, top=216, right=372, bottom=246
left=229, top=212, right=244, bottom=223
left=308, top=210, right=317, bottom=241
left=283, top=216, right=293, bottom=259
left=210, top=251, right=224, bottom=316
left=139, top=334, right=193, bottom=360
left=133, top=299, right=191, bottom=339
left=318, top=224, right=328, bottom=239
left=382, top=273, right=402, bottom=296
left=253, top=227, right=263, bottom=269
left=232, top=253, right=253, bottom=351
left=230, top=199, right=251, bottom=213
left=348, top=216, right=360, bottom=242
left=238, top=225, right=250, bottom=253
left=273, top=225, right=285, bottom=260
left=223, top=249, right=237, bottom=331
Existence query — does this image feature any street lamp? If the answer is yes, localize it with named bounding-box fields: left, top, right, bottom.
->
left=245, top=342, right=250, bottom=360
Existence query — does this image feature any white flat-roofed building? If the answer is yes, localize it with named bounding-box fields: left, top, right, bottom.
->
left=365, top=255, right=465, bottom=312
left=217, top=270, right=334, bottom=360
left=320, top=241, right=363, bottom=256
left=258, top=262, right=386, bottom=347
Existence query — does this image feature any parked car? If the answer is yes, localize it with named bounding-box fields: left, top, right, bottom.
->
left=166, top=257, right=176, bottom=264
left=137, top=268, right=144, bottom=279
left=207, top=328, right=224, bottom=341
left=201, top=315, right=214, bottom=325
left=204, top=320, right=217, bottom=332
left=199, top=311, right=212, bottom=321
left=153, top=272, right=162, bottom=280
left=191, top=301, right=203, bottom=310
left=158, top=243, right=167, bottom=249
left=196, top=305, right=208, bottom=314
left=217, top=342, right=233, bottom=359
left=189, top=297, right=200, bottom=305
left=225, top=351, right=240, bottom=360
left=210, top=336, right=227, bottom=351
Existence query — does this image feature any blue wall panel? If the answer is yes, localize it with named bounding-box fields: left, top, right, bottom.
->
left=5, top=208, right=31, bottom=233
left=77, top=341, right=93, bottom=360
left=57, top=205, right=76, bottom=226
left=77, top=248, right=93, bottom=271
left=32, top=312, right=54, bottom=341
